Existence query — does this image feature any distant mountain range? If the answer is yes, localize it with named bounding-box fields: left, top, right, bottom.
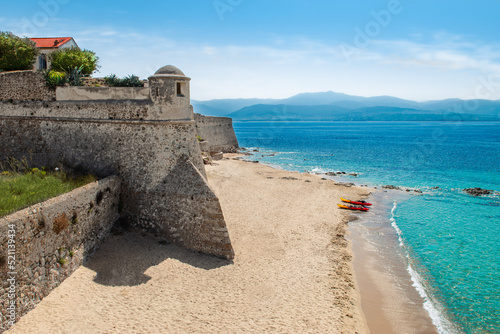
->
left=192, top=91, right=500, bottom=121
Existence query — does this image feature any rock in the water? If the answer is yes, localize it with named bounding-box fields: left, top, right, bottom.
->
left=463, top=187, right=493, bottom=196
left=382, top=185, right=401, bottom=190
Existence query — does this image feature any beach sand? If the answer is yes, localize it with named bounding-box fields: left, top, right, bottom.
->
left=7, top=155, right=370, bottom=333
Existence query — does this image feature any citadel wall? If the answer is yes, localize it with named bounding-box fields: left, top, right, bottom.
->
left=194, top=113, right=239, bottom=153
left=56, top=86, right=150, bottom=101
left=0, top=71, right=55, bottom=101
left=0, top=176, right=120, bottom=331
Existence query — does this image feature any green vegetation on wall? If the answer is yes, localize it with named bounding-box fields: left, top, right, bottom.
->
left=43, top=65, right=86, bottom=88
left=0, top=32, right=39, bottom=71
left=104, top=74, right=144, bottom=87
left=44, top=70, right=67, bottom=88
left=49, top=47, right=99, bottom=75
left=0, top=158, right=96, bottom=217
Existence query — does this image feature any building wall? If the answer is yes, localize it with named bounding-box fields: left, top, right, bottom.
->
left=33, top=39, right=78, bottom=70
left=0, top=175, right=121, bottom=332
left=194, top=113, right=239, bottom=153
left=0, top=71, right=55, bottom=101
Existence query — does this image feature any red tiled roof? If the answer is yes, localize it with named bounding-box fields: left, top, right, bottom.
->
left=29, top=37, right=74, bottom=48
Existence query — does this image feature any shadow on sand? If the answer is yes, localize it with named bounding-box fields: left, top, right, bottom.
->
left=84, top=231, right=232, bottom=287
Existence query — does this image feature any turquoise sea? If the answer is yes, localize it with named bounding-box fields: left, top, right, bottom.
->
left=233, top=121, right=500, bottom=334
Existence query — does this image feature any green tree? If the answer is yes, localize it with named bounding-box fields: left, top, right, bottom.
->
left=0, top=32, right=39, bottom=71
left=49, top=47, right=99, bottom=75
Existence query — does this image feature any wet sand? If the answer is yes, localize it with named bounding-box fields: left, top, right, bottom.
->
left=348, top=191, right=438, bottom=334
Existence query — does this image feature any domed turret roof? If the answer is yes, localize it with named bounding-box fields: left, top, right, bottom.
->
left=154, top=65, right=185, bottom=76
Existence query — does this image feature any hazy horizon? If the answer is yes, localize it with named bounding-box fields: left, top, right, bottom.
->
left=192, top=90, right=500, bottom=103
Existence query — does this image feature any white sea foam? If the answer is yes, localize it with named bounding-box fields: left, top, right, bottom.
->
left=390, top=202, right=405, bottom=247
left=311, top=167, right=328, bottom=174
left=407, top=265, right=458, bottom=334
left=390, top=202, right=458, bottom=334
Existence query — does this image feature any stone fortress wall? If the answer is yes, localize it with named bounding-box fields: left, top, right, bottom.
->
left=0, top=71, right=55, bottom=101
left=0, top=176, right=120, bottom=331
left=194, top=113, right=239, bottom=153
left=0, top=66, right=238, bottom=330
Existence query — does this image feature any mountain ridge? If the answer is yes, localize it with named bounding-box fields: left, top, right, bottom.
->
left=192, top=91, right=500, bottom=121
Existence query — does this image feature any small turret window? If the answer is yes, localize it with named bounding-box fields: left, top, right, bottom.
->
left=177, top=82, right=184, bottom=97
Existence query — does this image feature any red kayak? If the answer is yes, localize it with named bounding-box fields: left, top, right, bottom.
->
left=337, top=204, right=369, bottom=211
left=341, top=198, right=372, bottom=206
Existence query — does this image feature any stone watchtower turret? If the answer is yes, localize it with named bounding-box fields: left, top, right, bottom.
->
left=148, top=65, right=193, bottom=120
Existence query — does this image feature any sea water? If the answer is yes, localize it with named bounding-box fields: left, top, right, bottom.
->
left=233, top=121, right=500, bottom=334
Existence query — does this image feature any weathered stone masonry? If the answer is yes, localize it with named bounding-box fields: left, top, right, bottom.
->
left=0, top=71, right=55, bottom=102
left=0, top=176, right=120, bottom=332
left=195, top=113, right=239, bottom=153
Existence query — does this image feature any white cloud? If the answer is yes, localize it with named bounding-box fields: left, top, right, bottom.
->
left=371, top=36, right=500, bottom=76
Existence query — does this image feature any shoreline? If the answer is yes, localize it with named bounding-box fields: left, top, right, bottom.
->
left=348, top=190, right=438, bottom=334
left=239, top=154, right=439, bottom=333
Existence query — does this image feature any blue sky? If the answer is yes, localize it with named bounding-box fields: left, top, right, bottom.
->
left=3, top=0, right=500, bottom=101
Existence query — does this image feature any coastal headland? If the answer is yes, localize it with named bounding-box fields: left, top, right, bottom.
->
left=7, top=155, right=371, bottom=333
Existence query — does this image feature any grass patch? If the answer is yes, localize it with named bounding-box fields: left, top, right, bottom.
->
left=0, top=168, right=96, bottom=217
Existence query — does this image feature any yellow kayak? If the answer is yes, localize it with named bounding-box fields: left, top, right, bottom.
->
left=340, top=197, right=372, bottom=206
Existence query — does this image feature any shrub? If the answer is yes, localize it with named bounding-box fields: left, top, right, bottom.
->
left=67, top=65, right=85, bottom=86
left=103, top=74, right=118, bottom=86
left=49, top=47, right=99, bottom=75
left=121, top=74, right=144, bottom=87
left=44, top=70, right=67, bottom=88
left=0, top=32, right=39, bottom=71
left=104, top=74, right=144, bottom=87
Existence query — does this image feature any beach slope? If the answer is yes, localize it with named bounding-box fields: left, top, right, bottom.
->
left=7, top=155, right=369, bottom=333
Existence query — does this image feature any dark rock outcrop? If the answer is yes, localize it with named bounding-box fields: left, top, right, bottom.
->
left=382, top=185, right=401, bottom=190
left=463, top=188, right=493, bottom=196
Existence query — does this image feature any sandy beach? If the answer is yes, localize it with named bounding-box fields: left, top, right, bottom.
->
left=7, top=155, right=370, bottom=333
